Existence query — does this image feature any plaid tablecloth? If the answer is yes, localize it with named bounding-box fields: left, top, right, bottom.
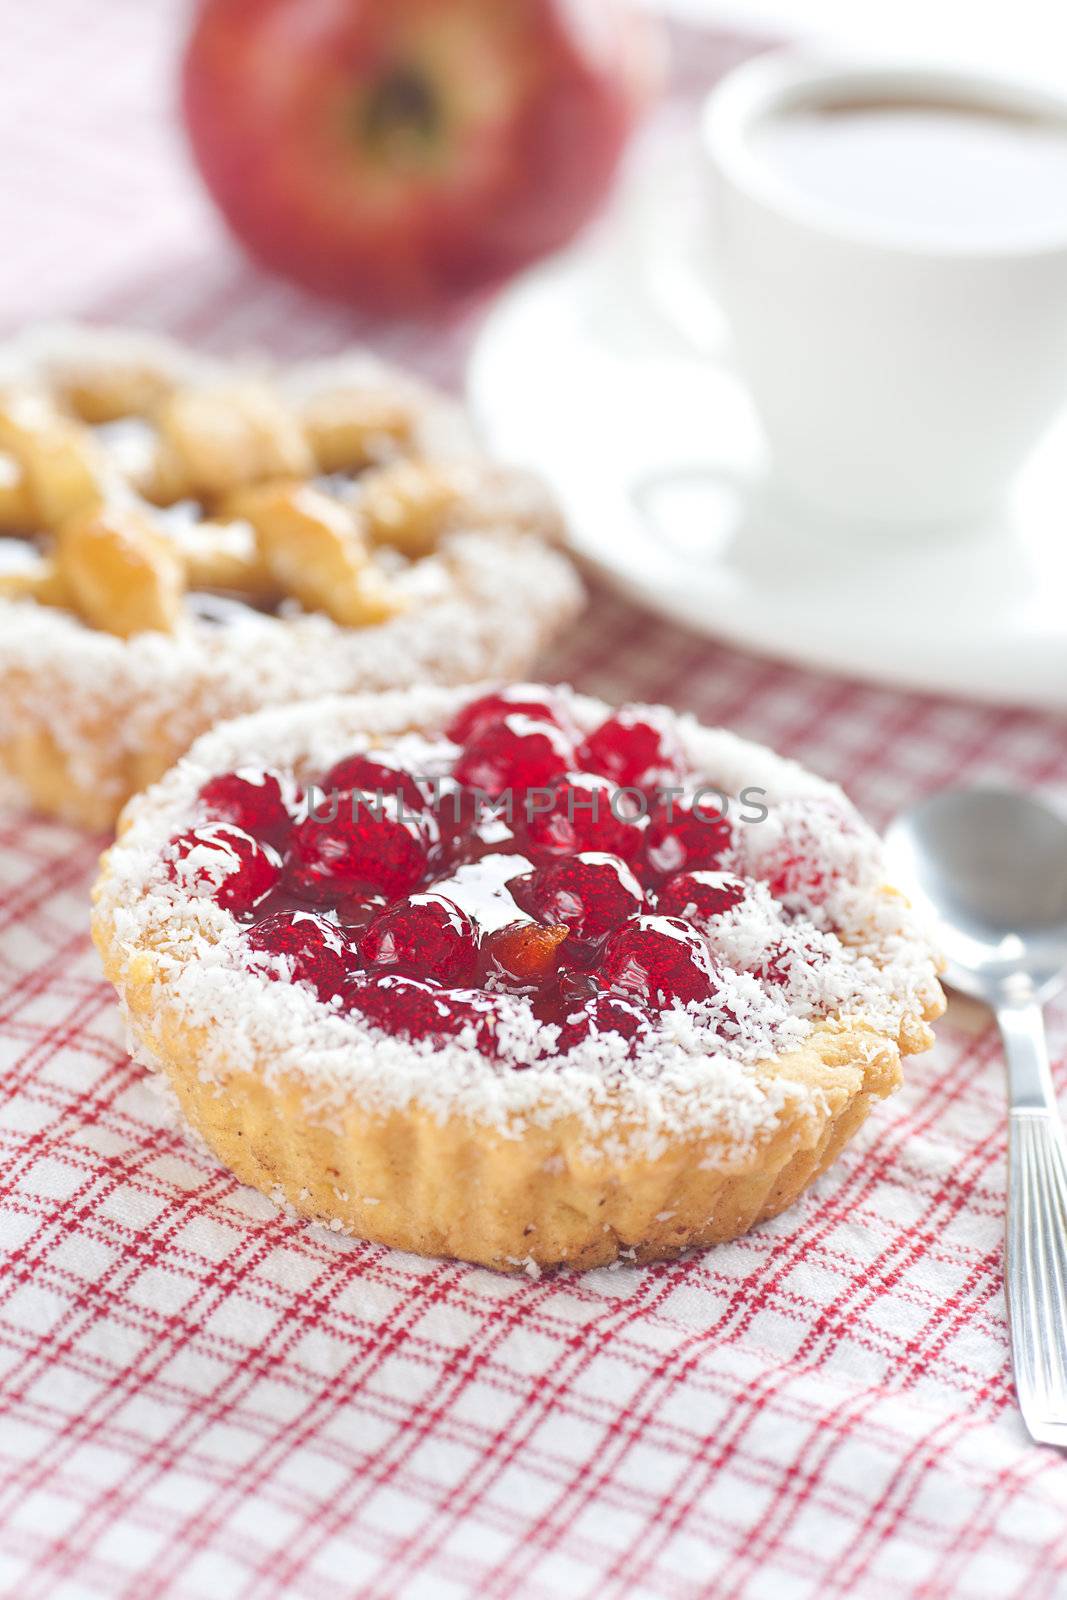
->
left=4, top=6, right=1067, bottom=1598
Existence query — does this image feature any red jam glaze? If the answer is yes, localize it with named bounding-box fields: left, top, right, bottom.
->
left=176, top=694, right=832, bottom=1058
left=577, top=706, right=684, bottom=796
left=523, top=772, right=642, bottom=861
left=332, top=892, right=388, bottom=933
left=244, top=910, right=356, bottom=1003
left=283, top=790, right=433, bottom=902
left=197, top=769, right=295, bottom=847
left=347, top=973, right=501, bottom=1054
left=510, top=853, right=644, bottom=943
left=167, top=824, right=281, bottom=915
left=432, top=783, right=483, bottom=860
left=657, top=871, right=746, bottom=922
left=644, top=795, right=733, bottom=881
left=452, top=714, right=575, bottom=797
left=319, top=753, right=429, bottom=817
left=358, top=893, right=480, bottom=985
left=601, top=916, right=719, bottom=1006
left=445, top=684, right=569, bottom=745
left=556, top=994, right=651, bottom=1055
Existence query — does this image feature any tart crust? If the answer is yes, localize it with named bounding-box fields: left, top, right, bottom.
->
left=0, top=326, right=582, bottom=830
left=91, top=685, right=944, bottom=1272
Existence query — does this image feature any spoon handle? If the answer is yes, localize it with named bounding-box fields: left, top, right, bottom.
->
left=999, top=999, right=1067, bottom=1447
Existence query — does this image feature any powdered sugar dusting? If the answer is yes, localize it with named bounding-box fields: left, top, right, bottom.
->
left=95, top=684, right=943, bottom=1161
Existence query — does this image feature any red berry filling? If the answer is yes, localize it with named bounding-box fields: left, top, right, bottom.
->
left=319, top=753, right=428, bottom=817
left=284, top=791, right=432, bottom=902
left=452, top=714, right=574, bottom=797
left=644, top=795, right=733, bottom=881
left=601, top=916, right=719, bottom=1006
left=198, top=769, right=294, bottom=847
left=359, top=893, right=480, bottom=985
left=556, top=994, right=652, bottom=1055
left=167, top=824, right=281, bottom=915
left=511, top=853, right=644, bottom=943
left=244, top=911, right=355, bottom=1003
left=577, top=707, right=684, bottom=795
left=347, top=974, right=499, bottom=1052
left=169, top=691, right=839, bottom=1064
left=523, top=773, right=641, bottom=860
left=332, top=893, right=389, bottom=933
left=446, top=685, right=568, bottom=745
left=657, top=871, right=746, bottom=922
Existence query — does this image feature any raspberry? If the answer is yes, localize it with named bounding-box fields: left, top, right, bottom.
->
left=197, top=769, right=294, bottom=847
left=347, top=973, right=499, bottom=1052
left=319, top=753, right=428, bottom=817
left=358, top=893, right=480, bottom=985
left=244, top=911, right=356, bottom=1003
left=510, top=853, right=644, bottom=942
left=166, top=824, right=281, bottom=915
left=555, top=994, right=652, bottom=1054
left=446, top=685, right=567, bottom=745
left=522, top=773, right=640, bottom=860
left=644, top=795, right=733, bottom=880
left=284, top=790, right=431, bottom=902
left=601, top=915, right=718, bottom=1007
left=577, top=706, right=684, bottom=795
left=453, top=714, right=574, bottom=798
left=657, top=871, right=746, bottom=922
left=482, top=921, right=570, bottom=988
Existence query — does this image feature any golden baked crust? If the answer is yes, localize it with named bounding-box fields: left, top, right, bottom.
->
left=0, top=326, right=582, bottom=830
left=91, top=684, right=945, bottom=1273
left=95, top=918, right=936, bottom=1270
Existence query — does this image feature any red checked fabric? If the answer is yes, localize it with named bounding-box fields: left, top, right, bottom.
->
left=3, top=7, right=1067, bottom=1598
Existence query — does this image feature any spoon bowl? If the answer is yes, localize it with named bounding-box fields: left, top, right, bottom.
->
left=885, top=787, right=1067, bottom=1006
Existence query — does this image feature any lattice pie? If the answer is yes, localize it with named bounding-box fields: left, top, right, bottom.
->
left=0, top=327, right=581, bottom=829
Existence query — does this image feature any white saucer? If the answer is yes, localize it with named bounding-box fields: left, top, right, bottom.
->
left=468, top=142, right=1067, bottom=710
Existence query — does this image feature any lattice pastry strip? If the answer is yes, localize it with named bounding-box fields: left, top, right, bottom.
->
left=302, top=388, right=415, bottom=474
left=0, top=487, right=415, bottom=635
left=0, top=394, right=112, bottom=529
left=57, top=509, right=185, bottom=638
left=0, top=372, right=481, bottom=636
left=225, top=483, right=409, bottom=628
left=142, top=383, right=316, bottom=504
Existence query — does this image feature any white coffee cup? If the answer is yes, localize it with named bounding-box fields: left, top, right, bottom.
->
left=701, top=53, right=1067, bottom=530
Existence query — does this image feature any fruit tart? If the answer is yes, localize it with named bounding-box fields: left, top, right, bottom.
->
left=92, top=682, right=945, bottom=1272
left=0, top=325, right=580, bottom=830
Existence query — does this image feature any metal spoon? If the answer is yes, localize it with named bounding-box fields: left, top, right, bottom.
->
left=885, top=788, right=1067, bottom=1448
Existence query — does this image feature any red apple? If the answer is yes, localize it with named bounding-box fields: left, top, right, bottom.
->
left=181, top=0, right=661, bottom=315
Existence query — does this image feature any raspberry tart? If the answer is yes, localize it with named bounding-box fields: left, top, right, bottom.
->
left=0, top=325, right=580, bottom=829
left=92, top=683, right=944, bottom=1272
